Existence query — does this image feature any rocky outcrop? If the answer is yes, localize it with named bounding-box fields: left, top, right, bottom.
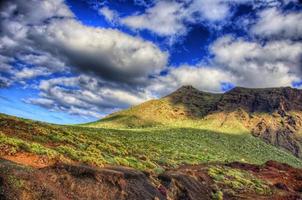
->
left=250, top=112, right=302, bottom=158
left=167, top=86, right=302, bottom=117
left=217, top=87, right=302, bottom=113
left=169, top=86, right=302, bottom=159
left=1, top=159, right=302, bottom=200
left=166, top=85, right=222, bottom=117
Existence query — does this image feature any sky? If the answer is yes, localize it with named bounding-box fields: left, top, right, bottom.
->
left=0, top=0, right=302, bottom=124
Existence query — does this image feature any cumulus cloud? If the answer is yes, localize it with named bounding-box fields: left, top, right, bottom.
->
left=0, top=0, right=168, bottom=85
left=28, top=75, right=153, bottom=117
left=190, top=0, right=231, bottom=21
left=118, top=0, right=297, bottom=38
left=148, top=31, right=302, bottom=96
left=251, top=7, right=302, bottom=39
left=0, top=0, right=169, bottom=117
left=121, top=1, right=188, bottom=37
left=14, top=67, right=51, bottom=80
left=98, top=6, right=119, bottom=24
left=3, top=0, right=74, bottom=23
left=0, top=55, right=13, bottom=73
left=119, top=0, right=232, bottom=38
left=17, top=53, right=67, bottom=72
left=31, top=18, right=167, bottom=84
left=148, top=65, right=235, bottom=96
left=149, top=32, right=302, bottom=97
left=211, top=35, right=302, bottom=87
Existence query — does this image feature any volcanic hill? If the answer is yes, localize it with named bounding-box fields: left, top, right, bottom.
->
left=1, top=86, right=302, bottom=199
left=90, top=86, right=302, bottom=159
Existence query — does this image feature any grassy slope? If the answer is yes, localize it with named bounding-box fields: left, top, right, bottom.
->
left=85, top=98, right=179, bottom=128
left=0, top=113, right=301, bottom=172
left=86, top=88, right=222, bottom=128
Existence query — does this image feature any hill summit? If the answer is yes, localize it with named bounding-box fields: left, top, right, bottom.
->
left=93, top=85, right=302, bottom=124
left=1, top=86, right=302, bottom=199
left=89, top=85, right=302, bottom=159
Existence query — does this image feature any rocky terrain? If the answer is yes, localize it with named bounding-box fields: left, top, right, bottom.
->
left=1, top=86, right=302, bottom=199
left=1, top=158, right=302, bottom=200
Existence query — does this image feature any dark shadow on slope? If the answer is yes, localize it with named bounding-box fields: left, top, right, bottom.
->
left=164, top=86, right=302, bottom=159
left=96, top=114, right=161, bottom=127
left=165, top=85, right=222, bottom=118
left=166, top=85, right=302, bottom=118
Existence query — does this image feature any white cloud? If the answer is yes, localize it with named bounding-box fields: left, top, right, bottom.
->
left=0, top=55, right=14, bottom=73
left=30, top=18, right=168, bottom=83
left=13, top=0, right=74, bottom=24
left=15, top=67, right=51, bottom=80
left=17, top=53, right=67, bottom=71
left=25, top=98, right=55, bottom=109
left=120, top=0, right=232, bottom=37
left=119, top=0, right=277, bottom=38
left=0, top=0, right=168, bottom=85
left=98, top=6, right=119, bottom=24
left=211, top=35, right=302, bottom=87
left=148, top=65, right=235, bottom=96
left=148, top=32, right=302, bottom=98
left=31, top=75, right=153, bottom=118
left=190, top=0, right=230, bottom=21
left=251, top=7, right=302, bottom=39
left=0, top=0, right=169, bottom=117
left=121, top=1, right=188, bottom=36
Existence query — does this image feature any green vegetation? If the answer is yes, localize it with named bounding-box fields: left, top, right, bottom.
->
left=7, top=175, right=25, bottom=189
left=208, top=165, right=272, bottom=195
left=0, top=133, right=58, bottom=158
left=211, top=190, right=223, bottom=200
left=0, top=113, right=302, bottom=172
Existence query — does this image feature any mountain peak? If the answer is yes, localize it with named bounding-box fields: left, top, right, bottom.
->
left=165, top=85, right=202, bottom=98
left=176, top=85, right=199, bottom=92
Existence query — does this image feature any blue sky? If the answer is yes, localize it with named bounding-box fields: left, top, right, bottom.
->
left=0, top=0, right=301, bottom=124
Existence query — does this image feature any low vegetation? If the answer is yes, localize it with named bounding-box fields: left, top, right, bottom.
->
left=208, top=165, right=271, bottom=196
left=0, top=113, right=302, bottom=172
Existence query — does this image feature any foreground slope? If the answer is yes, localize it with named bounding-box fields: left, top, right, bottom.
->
left=0, top=113, right=301, bottom=170
left=89, top=86, right=302, bottom=159
left=1, top=159, right=302, bottom=200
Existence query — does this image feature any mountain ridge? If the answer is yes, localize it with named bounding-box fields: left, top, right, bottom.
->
left=1, top=86, right=302, bottom=199
left=89, top=85, right=302, bottom=159
left=92, top=85, right=302, bottom=125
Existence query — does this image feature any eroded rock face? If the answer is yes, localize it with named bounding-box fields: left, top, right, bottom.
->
left=1, top=159, right=302, bottom=200
left=166, top=85, right=222, bottom=117
left=169, top=86, right=302, bottom=159
left=167, top=86, right=302, bottom=117
left=218, top=87, right=302, bottom=113
left=248, top=111, right=302, bottom=158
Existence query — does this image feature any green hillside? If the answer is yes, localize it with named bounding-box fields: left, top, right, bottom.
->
left=86, top=86, right=222, bottom=128
left=86, top=86, right=302, bottom=161
left=1, top=113, right=301, bottom=172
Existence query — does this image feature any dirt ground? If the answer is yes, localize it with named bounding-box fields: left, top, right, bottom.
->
left=1, top=158, right=302, bottom=200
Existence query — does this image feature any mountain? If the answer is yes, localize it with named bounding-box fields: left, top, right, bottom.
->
left=1, top=86, right=302, bottom=199
left=2, top=113, right=302, bottom=199
left=89, top=86, right=302, bottom=159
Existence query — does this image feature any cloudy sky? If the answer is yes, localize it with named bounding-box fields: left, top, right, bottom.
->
left=0, top=0, right=301, bottom=124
